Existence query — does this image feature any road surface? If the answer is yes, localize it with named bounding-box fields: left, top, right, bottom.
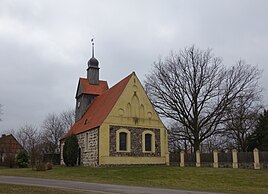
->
left=0, top=176, right=223, bottom=194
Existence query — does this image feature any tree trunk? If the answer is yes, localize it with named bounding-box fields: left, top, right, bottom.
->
left=193, top=139, right=200, bottom=153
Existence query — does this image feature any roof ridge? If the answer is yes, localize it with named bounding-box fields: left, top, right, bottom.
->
left=62, top=72, right=133, bottom=139
left=79, top=77, right=107, bottom=82
left=75, top=73, right=132, bottom=123
left=97, top=73, right=132, bottom=96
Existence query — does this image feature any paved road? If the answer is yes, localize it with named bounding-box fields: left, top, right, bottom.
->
left=0, top=176, right=223, bottom=194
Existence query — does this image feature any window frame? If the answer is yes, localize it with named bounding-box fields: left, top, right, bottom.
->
left=145, top=133, right=152, bottom=151
left=116, top=128, right=131, bottom=152
left=119, top=132, right=127, bottom=151
left=142, top=130, right=155, bottom=153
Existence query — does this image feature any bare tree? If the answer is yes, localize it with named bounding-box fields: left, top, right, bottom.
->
left=224, top=90, right=262, bottom=151
left=60, top=109, right=75, bottom=131
left=16, top=124, right=41, bottom=169
left=145, top=46, right=261, bottom=152
left=41, top=113, right=65, bottom=154
left=168, top=122, right=192, bottom=152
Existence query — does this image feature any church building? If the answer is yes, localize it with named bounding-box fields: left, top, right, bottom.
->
left=60, top=41, right=169, bottom=166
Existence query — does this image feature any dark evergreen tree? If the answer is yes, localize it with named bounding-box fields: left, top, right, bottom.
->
left=63, top=133, right=79, bottom=166
left=247, top=110, right=268, bottom=151
left=16, top=150, right=29, bottom=168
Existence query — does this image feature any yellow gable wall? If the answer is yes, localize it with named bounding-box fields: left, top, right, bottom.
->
left=99, top=73, right=169, bottom=165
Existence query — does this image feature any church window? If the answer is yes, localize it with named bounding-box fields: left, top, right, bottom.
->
left=116, top=128, right=131, bottom=152
left=142, top=130, right=155, bottom=153
left=119, top=132, right=127, bottom=151
left=145, top=134, right=152, bottom=151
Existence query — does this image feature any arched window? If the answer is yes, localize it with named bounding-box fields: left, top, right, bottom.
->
left=119, top=132, right=127, bottom=151
left=145, top=134, right=152, bottom=151
left=142, top=130, right=155, bottom=153
left=116, top=128, right=131, bottom=152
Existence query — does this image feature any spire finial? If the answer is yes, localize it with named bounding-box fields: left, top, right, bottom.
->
left=91, top=37, right=95, bottom=58
left=88, top=37, right=99, bottom=67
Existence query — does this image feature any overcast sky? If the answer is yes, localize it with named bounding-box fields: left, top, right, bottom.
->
left=0, top=0, right=268, bottom=133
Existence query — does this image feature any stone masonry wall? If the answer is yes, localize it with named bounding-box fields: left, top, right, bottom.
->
left=110, top=126, right=160, bottom=157
left=77, top=128, right=99, bottom=166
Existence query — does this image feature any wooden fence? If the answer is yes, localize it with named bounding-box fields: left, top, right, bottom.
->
left=169, top=148, right=268, bottom=169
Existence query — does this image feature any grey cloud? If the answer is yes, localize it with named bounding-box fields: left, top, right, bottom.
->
left=1, top=0, right=268, bottom=132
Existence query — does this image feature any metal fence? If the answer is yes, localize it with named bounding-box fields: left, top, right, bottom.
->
left=260, top=151, right=268, bottom=169
left=169, top=150, right=268, bottom=169
left=237, top=152, right=254, bottom=168
left=200, top=153, right=213, bottom=167
left=184, top=153, right=195, bottom=167
left=169, top=152, right=180, bottom=165
left=218, top=152, right=232, bottom=168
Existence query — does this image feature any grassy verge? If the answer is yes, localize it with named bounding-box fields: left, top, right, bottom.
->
left=0, top=166, right=267, bottom=194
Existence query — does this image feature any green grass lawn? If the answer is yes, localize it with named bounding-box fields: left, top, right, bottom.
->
left=0, top=166, right=268, bottom=194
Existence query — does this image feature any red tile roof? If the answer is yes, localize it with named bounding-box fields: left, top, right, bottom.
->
left=62, top=73, right=132, bottom=139
left=77, top=78, right=108, bottom=96
left=0, top=134, right=24, bottom=153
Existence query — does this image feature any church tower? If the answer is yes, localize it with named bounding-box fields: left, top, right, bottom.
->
left=74, top=40, right=108, bottom=121
left=87, top=39, right=99, bottom=85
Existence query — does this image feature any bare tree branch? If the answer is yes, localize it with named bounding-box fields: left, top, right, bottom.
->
left=224, top=88, right=262, bottom=151
left=145, top=46, right=262, bottom=152
left=60, top=109, right=75, bottom=131
left=41, top=113, right=65, bottom=154
left=16, top=124, right=41, bottom=168
left=40, top=109, right=75, bottom=154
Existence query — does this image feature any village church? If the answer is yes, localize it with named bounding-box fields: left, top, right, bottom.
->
left=60, top=42, right=169, bottom=166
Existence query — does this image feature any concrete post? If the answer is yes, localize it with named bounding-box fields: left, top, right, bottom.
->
left=196, top=150, right=201, bottom=167
left=60, top=142, right=65, bottom=165
left=232, top=149, right=238, bottom=168
left=213, top=149, right=218, bottom=168
left=253, top=148, right=260, bottom=170
left=180, top=151, right=185, bottom=167
left=166, top=153, right=170, bottom=166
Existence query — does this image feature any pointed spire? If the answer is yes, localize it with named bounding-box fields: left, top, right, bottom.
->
left=91, top=38, right=95, bottom=58
left=88, top=37, right=99, bottom=67
left=87, top=37, right=100, bottom=85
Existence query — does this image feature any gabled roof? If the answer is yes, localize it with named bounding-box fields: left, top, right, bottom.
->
left=63, top=73, right=132, bottom=139
left=76, top=78, right=108, bottom=97
left=0, top=134, right=24, bottom=153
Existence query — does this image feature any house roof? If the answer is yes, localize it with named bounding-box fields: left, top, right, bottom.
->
left=0, top=134, right=24, bottom=153
left=62, top=73, right=133, bottom=139
left=76, top=78, right=108, bottom=97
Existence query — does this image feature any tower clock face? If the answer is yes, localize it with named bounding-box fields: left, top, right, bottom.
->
left=78, top=101, right=81, bottom=108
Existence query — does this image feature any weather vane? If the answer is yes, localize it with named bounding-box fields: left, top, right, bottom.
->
left=91, top=36, right=95, bottom=57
